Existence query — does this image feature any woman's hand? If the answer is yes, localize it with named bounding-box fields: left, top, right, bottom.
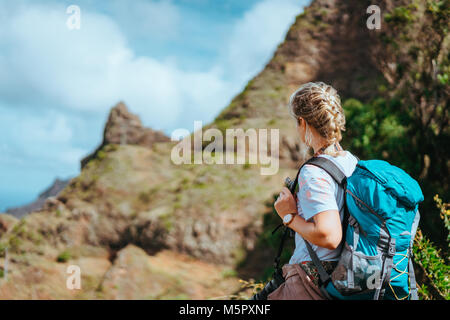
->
left=274, top=187, right=297, bottom=219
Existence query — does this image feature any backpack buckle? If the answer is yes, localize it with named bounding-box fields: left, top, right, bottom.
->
left=387, top=239, right=396, bottom=257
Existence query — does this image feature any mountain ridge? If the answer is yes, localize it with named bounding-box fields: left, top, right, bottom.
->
left=5, top=178, right=71, bottom=219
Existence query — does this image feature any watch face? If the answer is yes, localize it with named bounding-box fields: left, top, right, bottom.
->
left=283, top=214, right=292, bottom=224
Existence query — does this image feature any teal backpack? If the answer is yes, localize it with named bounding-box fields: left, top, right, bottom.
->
left=297, top=157, right=424, bottom=300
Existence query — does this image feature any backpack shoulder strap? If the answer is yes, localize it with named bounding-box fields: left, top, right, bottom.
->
left=305, top=157, right=347, bottom=186
left=299, top=157, right=349, bottom=288
left=408, top=210, right=421, bottom=300
left=291, top=156, right=347, bottom=197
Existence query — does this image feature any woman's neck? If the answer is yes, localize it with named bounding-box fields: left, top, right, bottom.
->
left=312, top=139, right=329, bottom=155
left=313, top=141, right=344, bottom=157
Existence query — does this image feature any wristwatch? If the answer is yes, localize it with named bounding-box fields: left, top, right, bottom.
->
left=283, top=213, right=296, bottom=226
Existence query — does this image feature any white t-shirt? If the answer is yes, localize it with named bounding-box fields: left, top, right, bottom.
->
left=289, top=151, right=358, bottom=264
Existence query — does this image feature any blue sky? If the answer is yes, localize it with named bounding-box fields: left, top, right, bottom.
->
left=0, top=0, right=308, bottom=211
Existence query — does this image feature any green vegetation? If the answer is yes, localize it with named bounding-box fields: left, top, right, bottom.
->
left=56, top=250, right=71, bottom=263
left=435, top=194, right=450, bottom=246
left=221, top=269, right=238, bottom=279
left=337, top=2, right=450, bottom=299
left=414, top=230, right=449, bottom=299
left=0, top=242, right=6, bottom=257
left=243, top=162, right=251, bottom=170
left=413, top=195, right=449, bottom=300
left=343, top=0, right=449, bottom=248
left=342, top=0, right=450, bottom=288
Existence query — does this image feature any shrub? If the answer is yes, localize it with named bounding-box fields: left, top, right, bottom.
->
left=413, top=195, right=450, bottom=300
left=57, top=250, right=71, bottom=263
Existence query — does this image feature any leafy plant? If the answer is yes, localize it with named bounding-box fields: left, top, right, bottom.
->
left=413, top=195, right=450, bottom=300
left=434, top=194, right=450, bottom=246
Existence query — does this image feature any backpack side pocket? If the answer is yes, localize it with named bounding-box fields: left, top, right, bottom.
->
left=331, top=242, right=383, bottom=295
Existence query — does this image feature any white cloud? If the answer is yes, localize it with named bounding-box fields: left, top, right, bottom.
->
left=0, top=0, right=306, bottom=131
left=0, top=107, right=85, bottom=168
left=0, top=2, right=234, bottom=131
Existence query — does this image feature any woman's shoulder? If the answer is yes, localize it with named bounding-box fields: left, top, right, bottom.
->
left=325, top=150, right=358, bottom=177
left=299, top=162, right=333, bottom=184
left=298, top=162, right=337, bottom=196
left=300, top=151, right=358, bottom=179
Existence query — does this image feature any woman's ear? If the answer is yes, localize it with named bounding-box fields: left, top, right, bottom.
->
left=298, top=117, right=306, bottom=131
left=297, top=117, right=305, bottom=140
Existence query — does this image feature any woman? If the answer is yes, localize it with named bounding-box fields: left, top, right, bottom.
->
left=269, top=82, right=358, bottom=300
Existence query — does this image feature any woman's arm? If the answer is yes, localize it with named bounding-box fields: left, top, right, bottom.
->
left=274, top=187, right=342, bottom=250
left=288, top=210, right=342, bottom=250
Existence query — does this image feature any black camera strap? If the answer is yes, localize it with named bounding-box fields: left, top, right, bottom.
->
left=271, top=157, right=305, bottom=274
left=272, top=225, right=289, bottom=272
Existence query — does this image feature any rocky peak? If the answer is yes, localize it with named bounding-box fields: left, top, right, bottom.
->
left=81, top=102, right=170, bottom=168
left=103, top=102, right=169, bottom=147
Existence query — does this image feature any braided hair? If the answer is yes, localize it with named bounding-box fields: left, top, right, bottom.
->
left=288, top=82, right=346, bottom=157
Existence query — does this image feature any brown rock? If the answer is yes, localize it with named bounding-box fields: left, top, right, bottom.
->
left=81, top=102, right=170, bottom=168
left=99, top=246, right=242, bottom=299
left=103, top=102, right=169, bottom=147
left=0, top=214, right=19, bottom=238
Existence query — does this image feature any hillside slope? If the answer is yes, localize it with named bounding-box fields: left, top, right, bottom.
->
left=0, top=104, right=292, bottom=299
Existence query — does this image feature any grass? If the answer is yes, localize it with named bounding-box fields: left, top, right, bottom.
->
left=221, top=269, right=238, bottom=279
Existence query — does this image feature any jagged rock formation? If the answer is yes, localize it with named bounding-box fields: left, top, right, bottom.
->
left=81, top=102, right=170, bottom=168
left=5, top=179, right=70, bottom=219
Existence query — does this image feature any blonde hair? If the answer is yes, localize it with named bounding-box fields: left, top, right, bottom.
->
left=288, top=82, right=346, bottom=157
